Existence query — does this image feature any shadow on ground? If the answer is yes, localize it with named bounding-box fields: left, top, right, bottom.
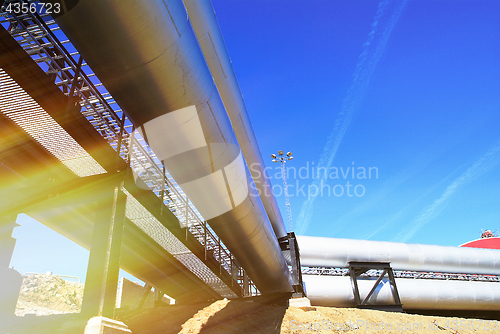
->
left=0, top=302, right=212, bottom=334
left=198, top=300, right=287, bottom=334
left=116, top=302, right=212, bottom=334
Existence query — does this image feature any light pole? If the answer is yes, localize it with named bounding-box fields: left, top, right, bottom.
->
left=271, top=151, right=294, bottom=232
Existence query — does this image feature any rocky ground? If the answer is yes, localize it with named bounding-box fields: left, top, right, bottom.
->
left=2, top=274, right=499, bottom=333
left=15, top=273, right=84, bottom=316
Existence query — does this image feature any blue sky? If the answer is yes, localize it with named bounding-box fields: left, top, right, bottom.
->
left=10, top=0, right=500, bottom=281
left=212, top=0, right=499, bottom=246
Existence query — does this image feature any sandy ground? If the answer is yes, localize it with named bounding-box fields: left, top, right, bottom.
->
left=115, top=299, right=499, bottom=334
left=2, top=299, right=499, bottom=333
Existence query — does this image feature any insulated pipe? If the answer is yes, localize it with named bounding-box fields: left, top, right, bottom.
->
left=303, top=275, right=500, bottom=311
left=297, top=236, right=500, bottom=275
left=182, top=0, right=287, bottom=238
left=52, top=0, right=291, bottom=293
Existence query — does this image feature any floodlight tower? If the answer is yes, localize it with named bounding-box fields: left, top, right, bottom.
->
left=271, top=151, right=294, bottom=232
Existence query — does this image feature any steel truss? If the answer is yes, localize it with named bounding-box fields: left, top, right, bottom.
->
left=302, top=266, right=500, bottom=283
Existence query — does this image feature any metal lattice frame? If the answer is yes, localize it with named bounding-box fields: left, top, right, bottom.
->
left=302, top=266, right=500, bottom=283
left=0, top=1, right=259, bottom=296
left=271, top=151, right=293, bottom=232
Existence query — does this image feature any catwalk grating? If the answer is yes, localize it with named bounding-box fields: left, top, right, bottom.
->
left=123, top=188, right=237, bottom=298
left=0, top=68, right=106, bottom=177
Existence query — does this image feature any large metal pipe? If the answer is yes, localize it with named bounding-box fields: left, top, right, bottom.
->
left=182, top=0, right=287, bottom=239
left=297, top=236, right=500, bottom=275
left=53, top=0, right=291, bottom=293
left=303, top=275, right=500, bottom=311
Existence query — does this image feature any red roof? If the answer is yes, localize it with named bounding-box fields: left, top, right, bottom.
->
left=460, top=237, right=500, bottom=250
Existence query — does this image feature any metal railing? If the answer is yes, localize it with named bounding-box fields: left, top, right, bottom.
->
left=1, top=0, right=258, bottom=296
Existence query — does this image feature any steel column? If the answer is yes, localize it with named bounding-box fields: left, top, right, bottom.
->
left=243, top=272, right=249, bottom=297
left=81, top=176, right=126, bottom=318
left=133, top=283, right=152, bottom=310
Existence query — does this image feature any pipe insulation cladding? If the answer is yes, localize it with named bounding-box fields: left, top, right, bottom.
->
left=303, top=275, right=500, bottom=311
left=182, top=0, right=287, bottom=239
left=297, top=236, right=500, bottom=275
left=52, top=0, right=291, bottom=293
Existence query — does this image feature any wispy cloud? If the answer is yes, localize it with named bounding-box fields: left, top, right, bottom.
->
left=365, top=178, right=446, bottom=240
left=398, top=143, right=500, bottom=242
left=363, top=158, right=465, bottom=240
left=296, top=0, right=407, bottom=235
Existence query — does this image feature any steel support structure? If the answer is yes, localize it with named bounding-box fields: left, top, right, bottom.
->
left=279, top=232, right=305, bottom=297
left=81, top=176, right=126, bottom=318
left=271, top=151, right=293, bottom=232
left=133, top=283, right=152, bottom=310
left=348, top=261, right=403, bottom=312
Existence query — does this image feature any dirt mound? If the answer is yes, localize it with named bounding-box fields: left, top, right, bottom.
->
left=15, top=274, right=84, bottom=316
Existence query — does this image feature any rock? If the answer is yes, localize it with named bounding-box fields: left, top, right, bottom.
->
left=15, top=274, right=84, bottom=317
